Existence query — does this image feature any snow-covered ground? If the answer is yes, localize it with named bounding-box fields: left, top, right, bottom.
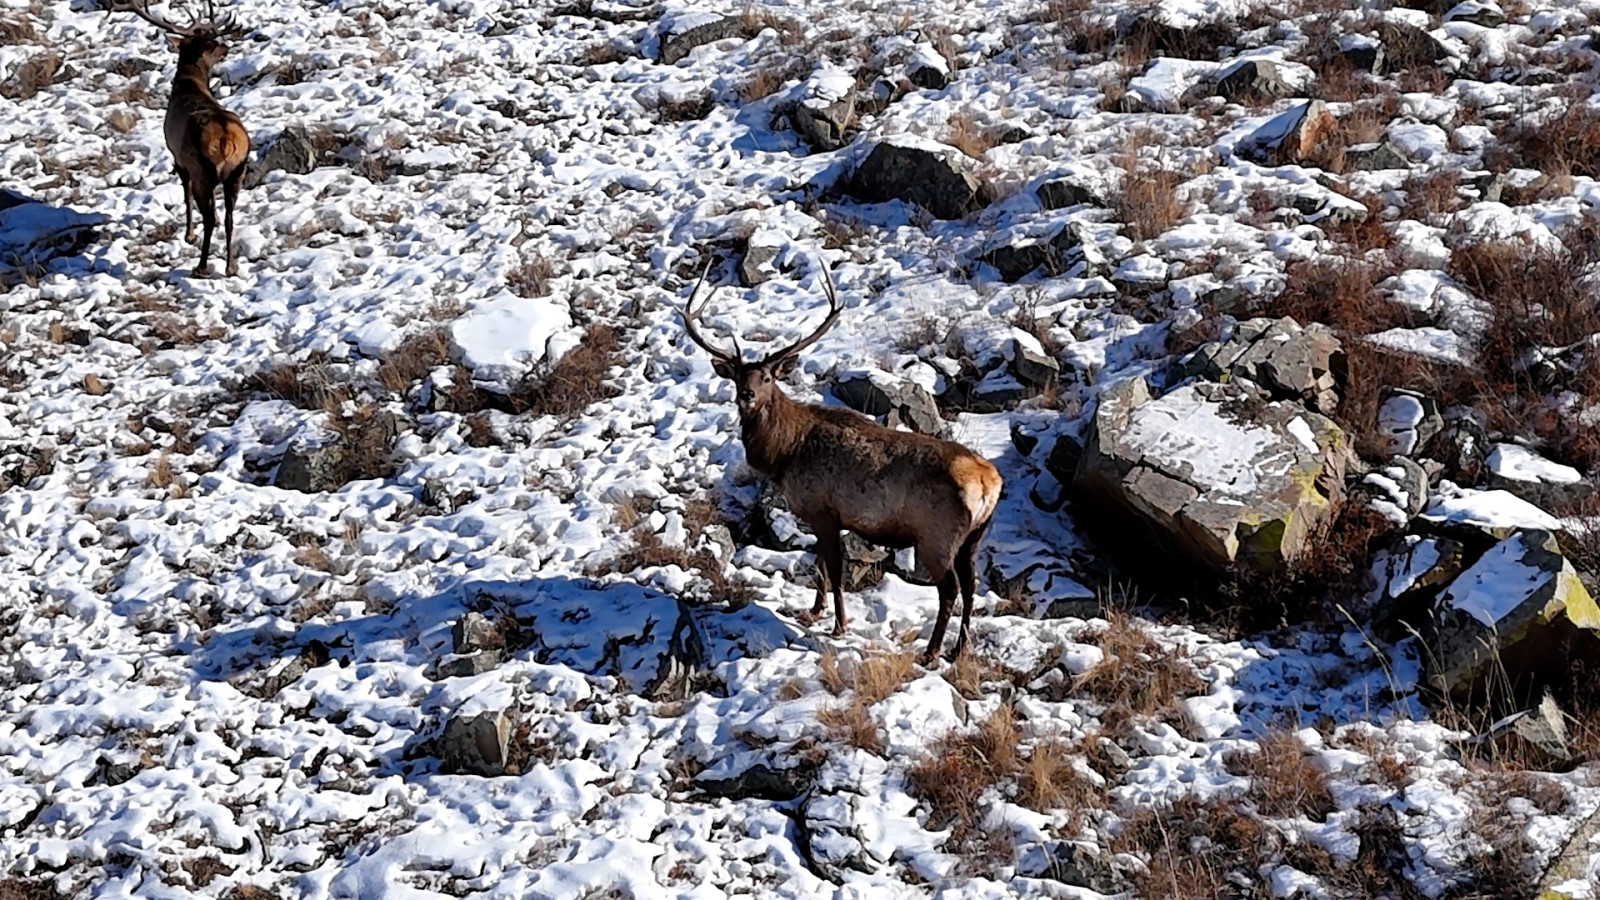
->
left=3, top=0, right=1600, bottom=897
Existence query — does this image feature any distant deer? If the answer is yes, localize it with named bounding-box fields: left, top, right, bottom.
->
left=680, top=261, right=1003, bottom=662
left=105, top=0, right=250, bottom=277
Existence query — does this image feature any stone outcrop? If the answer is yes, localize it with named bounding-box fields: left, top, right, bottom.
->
left=1181, top=317, right=1344, bottom=414
left=1073, top=377, right=1350, bottom=572
left=830, top=370, right=945, bottom=436
left=657, top=11, right=743, bottom=65
left=844, top=136, right=983, bottom=220
left=789, top=68, right=856, bottom=152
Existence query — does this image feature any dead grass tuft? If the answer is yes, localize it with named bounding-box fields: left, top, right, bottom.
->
left=945, top=110, right=1003, bottom=160
left=1016, top=737, right=1104, bottom=825
left=1400, top=170, right=1463, bottom=223
left=1225, top=730, right=1337, bottom=820
left=595, top=529, right=757, bottom=609
left=1115, top=794, right=1273, bottom=900
left=249, top=355, right=350, bottom=412
left=1264, top=256, right=1401, bottom=336
left=327, top=405, right=398, bottom=484
left=1, top=51, right=60, bottom=100
left=1487, top=103, right=1600, bottom=179
left=907, top=705, right=1021, bottom=854
left=506, top=254, right=555, bottom=298
left=1112, top=137, right=1191, bottom=242
left=492, top=323, right=622, bottom=420
left=183, top=855, right=234, bottom=888
left=737, top=56, right=808, bottom=103
left=376, top=328, right=452, bottom=395
left=0, top=879, right=67, bottom=900
left=0, top=15, right=36, bottom=45
left=1074, top=611, right=1205, bottom=725
left=817, top=700, right=884, bottom=754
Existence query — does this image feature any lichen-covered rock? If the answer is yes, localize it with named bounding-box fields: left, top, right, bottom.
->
left=1073, top=377, right=1349, bottom=572
left=1248, top=100, right=1340, bottom=168
left=1427, top=530, right=1600, bottom=697
left=1183, top=317, right=1344, bottom=413
left=845, top=136, right=983, bottom=220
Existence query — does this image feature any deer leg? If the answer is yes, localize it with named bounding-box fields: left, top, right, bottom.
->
left=222, top=167, right=242, bottom=277
left=950, top=523, right=989, bottom=660
left=175, top=167, right=194, bottom=244
left=826, top=531, right=847, bottom=637
left=194, top=180, right=218, bottom=277
left=923, top=567, right=959, bottom=666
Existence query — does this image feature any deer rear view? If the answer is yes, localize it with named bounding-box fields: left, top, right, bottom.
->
left=681, top=260, right=1003, bottom=662
left=106, top=0, right=250, bottom=277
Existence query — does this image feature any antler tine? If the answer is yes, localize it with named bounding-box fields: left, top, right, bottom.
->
left=765, top=258, right=844, bottom=366
left=678, top=260, right=739, bottom=364
left=105, top=0, right=193, bottom=36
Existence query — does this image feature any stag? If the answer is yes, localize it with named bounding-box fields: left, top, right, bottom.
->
left=106, top=0, right=250, bottom=277
left=680, top=262, right=1003, bottom=662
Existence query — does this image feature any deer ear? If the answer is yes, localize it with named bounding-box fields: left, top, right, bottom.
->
left=168, top=33, right=182, bottom=47
left=711, top=359, right=736, bottom=379
left=771, top=356, right=799, bottom=379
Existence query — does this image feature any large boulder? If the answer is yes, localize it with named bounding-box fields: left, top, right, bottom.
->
left=830, top=370, right=945, bottom=436
left=1073, top=378, right=1350, bottom=572
left=1426, top=530, right=1600, bottom=697
left=1182, top=317, right=1344, bottom=414
left=1247, top=100, right=1341, bottom=168
left=1484, top=443, right=1593, bottom=509
left=245, top=124, right=318, bottom=189
left=1214, top=59, right=1294, bottom=102
left=977, top=224, right=1086, bottom=282
left=439, top=709, right=513, bottom=776
left=657, top=10, right=743, bottom=65
left=1365, top=534, right=1466, bottom=637
left=844, top=136, right=983, bottom=220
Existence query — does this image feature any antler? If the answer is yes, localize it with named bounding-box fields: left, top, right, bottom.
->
left=765, top=261, right=843, bottom=366
left=103, top=0, right=241, bottom=37
left=679, top=261, right=740, bottom=364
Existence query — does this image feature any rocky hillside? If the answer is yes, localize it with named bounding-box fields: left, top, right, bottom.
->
left=3, top=0, right=1600, bottom=897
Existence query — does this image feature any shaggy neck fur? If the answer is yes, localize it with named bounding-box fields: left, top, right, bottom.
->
left=739, top=388, right=812, bottom=482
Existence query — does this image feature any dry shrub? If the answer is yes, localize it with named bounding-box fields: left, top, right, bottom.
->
left=1113, top=794, right=1275, bottom=900
left=506, top=254, right=554, bottom=298
left=225, top=887, right=280, bottom=900
left=249, top=355, right=350, bottom=412
left=575, top=42, right=629, bottom=67
left=1, top=51, right=60, bottom=100
left=0, top=15, right=36, bottom=45
left=653, top=90, right=715, bottom=123
left=1120, top=15, right=1247, bottom=63
left=183, top=855, right=234, bottom=888
left=946, top=110, right=1002, bottom=160
left=737, top=56, right=807, bottom=103
left=1225, top=730, right=1336, bottom=819
left=596, top=529, right=756, bottom=609
left=1016, top=738, right=1103, bottom=823
left=0, top=879, right=66, bottom=900
left=1339, top=92, right=1401, bottom=146
left=1323, top=195, right=1394, bottom=256
left=1074, top=612, right=1205, bottom=724
left=943, top=649, right=1011, bottom=700
left=1114, top=163, right=1187, bottom=243
left=328, top=405, right=398, bottom=483
left=499, top=323, right=622, bottom=419
left=1264, top=256, right=1401, bottom=336
left=739, top=7, right=804, bottom=44
left=1487, top=104, right=1600, bottom=179
left=1400, top=170, right=1462, bottom=222
left=817, top=700, right=883, bottom=754
left=376, top=328, right=451, bottom=394
left=1339, top=341, right=1457, bottom=459
left=906, top=705, right=1021, bottom=855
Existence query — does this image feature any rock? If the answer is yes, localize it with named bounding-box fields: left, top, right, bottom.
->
left=439, top=709, right=513, bottom=776
left=696, top=762, right=813, bottom=801
left=432, top=650, right=503, bottom=679
left=1468, top=694, right=1570, bottom=764
left=1008, top=336, right=1060, bottom=389
left=1427, top=530, right=1600, bottom=697
left=1375, top=21, right=1450, bottom=72
left=907, top=43, right=950, bottom=90
left=0, top=196, right=107, bottom=283
left=1419, top=489, right=1564, bottom=542
left=845, top=136, right=983, bottom=220
left=1425, top=408, right=1490, bottom=485
left=657, top=11, right=743, bottom=65
left=1343, top=141, right=1409, bottom=172
left=1339, top=34, right=1386, bottom=73
left=1044, top=432, right=1084, bottom=485
left=452, top=611, right=504, bottom=654
left=1249, top=100, right=1341, bottom=168
left=245, top=124, right=317, bottom=189
left=274, top=443, right=347, bottom=493
left=739, top=235, right=782, bottom=286
left=1443, top=1, right=1506, bottom=27
left=841, top=531, right=890, bottom=590
left=1484, top=443, right=1593, bottom=509
left=1017, top=841, right=1129, bottom=894
left=978, top=224, right=1084, bottom=282
left=1375, top=390, right=1443, bottom=457
left=1073, top=378, right=1350, bottom=572
left=1467, top=171, right=1505, bottom=203
left=83, top=374, right=107, bottom=396
left=1367, top=534, right=1466, bottom=636
left=1184, top=317, right=1343, bottom=413
left=1362, top=456, right=1430, bottom=520
left=1036, top=176, right=1102, bottom=210
left=830, top=370, right=945, bottom=436
left=1214, top=58, right=1294, bottom=102
left=89, top=755, right=141, bottom=787
left=789, top=68, right=856, bottom=153
left=801, top=791, right=882, bottom=878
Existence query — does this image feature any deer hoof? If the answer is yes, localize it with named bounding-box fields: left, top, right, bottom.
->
left=225, top=262, right=238, bottom=277
left=185, top=230, right=196, bottom=245
left=794, top=609, right=819, bottom=627
left=829, top=620, right=847, bottom=638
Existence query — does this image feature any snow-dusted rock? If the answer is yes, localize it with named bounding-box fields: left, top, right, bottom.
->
left=1419, top=489, right=1563, bottom=539
left=451, top=290, right=576, bottom=386
left=1429, top=530, right=1599, bottom=696
left=1248, top=100, right=1340, bottom=168
left=1035, top=173, right=1104, bottom=210
left=1426, top=408, right=1491, bottom=484
left=0, top=195, right=105, bottom=281
left=1375, top=389, right=1442, bottom=457
left=1485, top=443, right=1592, bottom=508
left=1182, top=317, right=1344, bottom=414
left=789, top=67, right=856, bottom=152
left=907, top=42, right=949, bottom=90
left=845, top=135, right=983, bottom=220
left=1073, top=377, right=1349, bottom=572
left=831, top=369, right=945, bottom=436
left=1215, top=58, right=1294, bottom=102
left=657, top=9, right=743, bottom=65
left=1344, top=141, right=1409, bottom=172
left=245, top=123, right=319, bottom=189
left=976, top=223, right=1083, bottom=282
left=1366, top=534, right=1466, bottom=633
left=1339, top=33, right=1385, bottom=73
left=438, top=709, right=513, bottom=776
left=1444, top=1, right=1506, bottom=27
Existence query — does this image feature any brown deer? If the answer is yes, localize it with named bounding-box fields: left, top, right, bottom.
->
left=106, top=0, right=250, bottom=277
left=680, top=261, right=1003, bottom=662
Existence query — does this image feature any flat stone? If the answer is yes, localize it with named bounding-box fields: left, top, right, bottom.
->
left=845, top=136, right=983, bottom=220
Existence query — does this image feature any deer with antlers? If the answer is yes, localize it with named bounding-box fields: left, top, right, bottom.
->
left=105, top=0, right=250, bottom=277
left=681, top=260, right=1004, bottom=663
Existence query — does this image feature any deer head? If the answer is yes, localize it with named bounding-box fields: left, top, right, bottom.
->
left=103, top=0, right=244, bottom=67
left=680, top=260, right=843, bottom=417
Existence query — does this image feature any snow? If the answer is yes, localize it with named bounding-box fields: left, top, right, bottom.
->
left=1, top=0, right=1598, bottom=897
left=1442, top=533, right=1552, bottom=628
left=1420, top=490, right=1565, bottom=533
left=1487, top=443, right=1582, bottom=485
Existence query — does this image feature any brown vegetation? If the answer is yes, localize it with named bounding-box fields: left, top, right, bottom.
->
left=1074, top=612, right=1206, bottom=727
left=1225, top=730, right=1337, bottom=819
left=1486, top=103, right=1600, bottom=179
left=1, top=51, right=60, bottom=101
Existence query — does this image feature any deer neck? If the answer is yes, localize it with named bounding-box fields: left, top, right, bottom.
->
left=173, top=60, right=216, bottom=98
left=739, top=388, right=811, bottom=481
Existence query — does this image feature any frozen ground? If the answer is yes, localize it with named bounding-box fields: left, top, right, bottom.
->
left=2, top=0, right=1600, bottom=897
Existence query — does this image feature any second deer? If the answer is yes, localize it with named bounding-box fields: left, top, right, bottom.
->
left=680, top=260, right=1003, bottom=662
left=106, top=0, right=250, bottom=277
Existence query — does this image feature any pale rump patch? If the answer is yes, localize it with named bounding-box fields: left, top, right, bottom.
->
left=952, top=455, right=1002, bottom=525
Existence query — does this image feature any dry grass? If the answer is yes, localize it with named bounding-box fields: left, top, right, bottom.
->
left=595, top=529, right=757, bottom=609
left=1112, top=137, right=1191, bottom=242
left=1115, top=794, right=1274, bottom=900
left=1225, top=730, right=1337, bottom=819
left=183, top=855, right=234, bottom=888
left=1263, top=256, right=1401, bottom=337
left=376, top=328, right=452, bottom=395
left=249, top=355, right=350, bottom=412
left=945, top=110, right=1003, bottom=160
left=821, top=647, right=919, bottom=704
left=1400, top=170, right=1463, bottom=223
left=0, top=15, right=36, bottom=45
left=1016, top=737, right=1103, bottom=825
left=1487, top=103, right=1600, bottom=179
left=906, top=705, right=1022, bottom=857
left=1073, top=611, right=1205, bottom=726
left=737, top=56, right=807, bottom=103
left=1, top=51, right=60, bottom=100
left=327, top=405, right=399, bottom=484
left=816, top=700, right=884, bottom=754
left=0, top=879, right=67, bottom=900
